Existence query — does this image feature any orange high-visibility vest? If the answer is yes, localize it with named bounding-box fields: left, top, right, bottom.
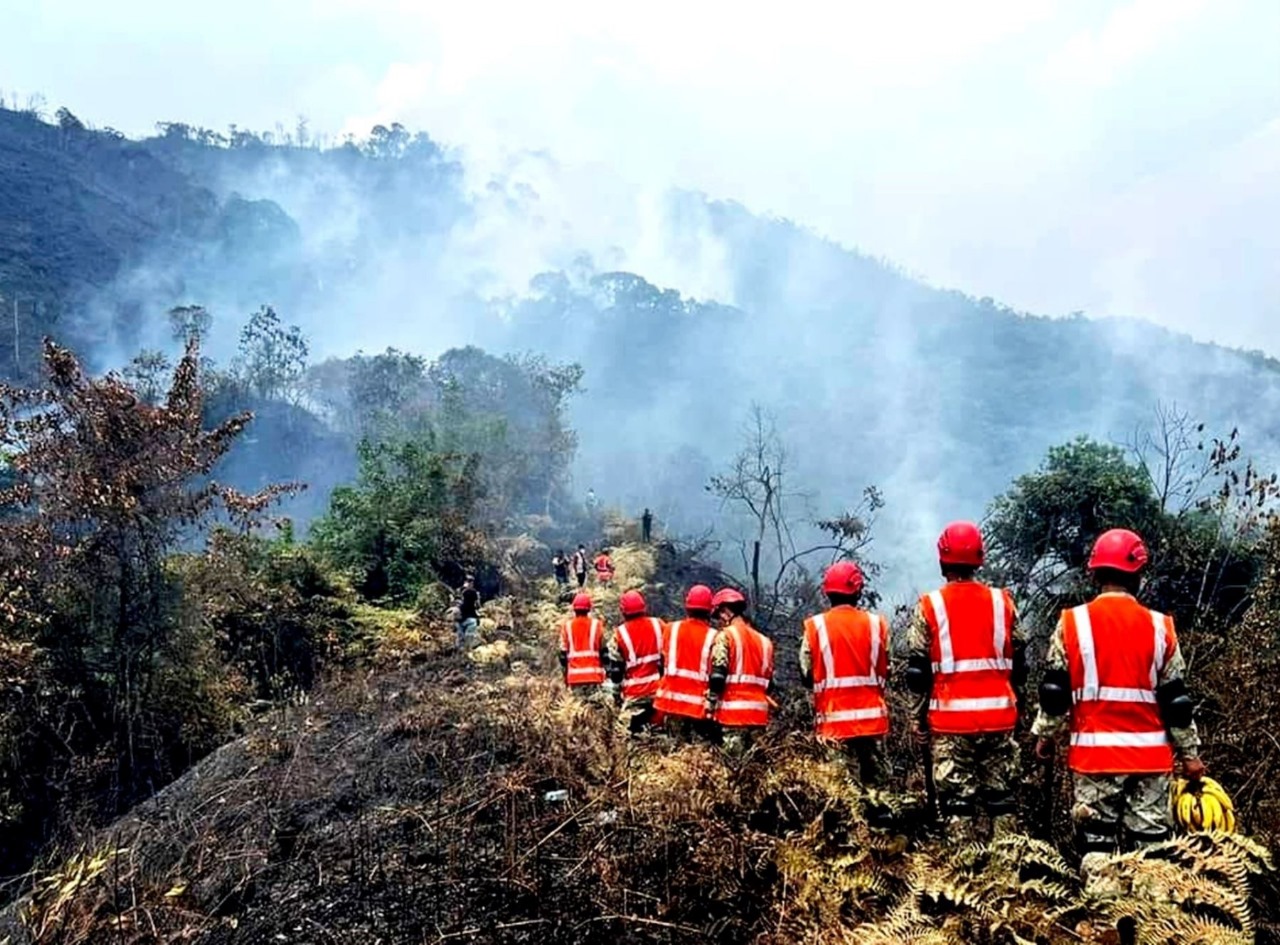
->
left=922, top=582, right=1018, bottom=734
left=653, top=618, right=716, bottom=718
left=615, top=616, right=665, bottom=700
left=1062, top=593, right=1176, bottom=775
left=804, top=606, right=889, bottom=739
left=716, top=620, right=774, bottom=728
left=559, top=615, right=605, bottom=686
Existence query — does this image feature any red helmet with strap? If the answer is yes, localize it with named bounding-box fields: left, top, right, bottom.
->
left=711, top=587, right=746, bottom=610
left=619, top=590, right=646, bottom=617
left=572, top=592, right=592, bottom=612
left=1088, top=528, right=1149, bottom=573
left=822, top=560, right=865, bottom=596
left=938, top=521, right=984, bottom=566
left=684, top=584, right=714, bottom=611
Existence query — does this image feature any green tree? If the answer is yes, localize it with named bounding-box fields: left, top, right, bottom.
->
left=232, top=305, right=309, bottom=402
left=310, top=434, right=484, bottom=601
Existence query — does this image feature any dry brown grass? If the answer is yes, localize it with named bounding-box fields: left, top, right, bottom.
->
left=3, top=542, right=1274, bottom=945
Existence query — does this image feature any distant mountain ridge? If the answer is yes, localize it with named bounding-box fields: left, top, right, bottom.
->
left=1, top=103, right=1277, bottom=581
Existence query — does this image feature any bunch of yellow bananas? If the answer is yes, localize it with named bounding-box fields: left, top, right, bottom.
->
left=1172, top=777, right=1236, bottom=833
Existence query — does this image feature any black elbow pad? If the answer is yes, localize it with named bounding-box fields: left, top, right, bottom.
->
left=905, top=653, right=932, bottom=695
left=1157, top=679, right=1194, bottom=728
left=708, top=669, right=727, bottom=697
left=606, top=659, right=625, bottom=685
left=1038, top=668, right=1072, bottom=716
left=1011, top=649, right=1029, bottom=689
left=558, top=652, right=569, bottom=671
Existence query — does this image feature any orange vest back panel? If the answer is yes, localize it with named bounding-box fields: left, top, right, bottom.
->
left=804, top=606, right=889, bottom=739
left=560, top=615, right=605, bottom=686
left=1063, top=594, right=1175, bottom=775
left=923, top=582, right=1017, bottom=734
left=654, top=618, right=716, bottom=719
left=716, top=621, right=774, bottom=728
left=616, top=616, right=665, bottom=699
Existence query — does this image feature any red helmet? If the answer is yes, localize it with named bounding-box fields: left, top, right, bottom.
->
left=711, top=587, right=746, bottom=610
left=938, top=521, right=984, bottom=567
left=619, top=590, right=647, bottom=617
left=684, top=584, right=714, bottom=611
left=571, top=592, right=592, bottom=612
left=822, top=560, right=865, bottom=596
left=1088, top=528, right=1149, bottom=573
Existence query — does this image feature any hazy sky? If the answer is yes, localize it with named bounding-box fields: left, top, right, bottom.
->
left=4, top=0, right=1278, bottom=351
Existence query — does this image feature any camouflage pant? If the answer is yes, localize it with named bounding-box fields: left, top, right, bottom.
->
left=828, top=737, right=894, bottom=828
left=617, top=697, right=661, bottom=736
left=827, top=737, right=888, bottom=789
left=721, top=727, right=764, bottom=758
left=1071, top=773, right=1171, bottom=853
left=932, top=733, right=1019, bottom=818
left=664, top=715, right=723, bottom=745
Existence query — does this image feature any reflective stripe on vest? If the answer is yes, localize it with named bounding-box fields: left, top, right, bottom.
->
left=808, top=608, right=889, bottom=739
left=926, top=585, right=1017, bottom=734
left=1064, top=600, right=1173, bottom=774
left=562, top=617, right=605, bottom=685
left=716, top=623, right=773, bottom=727
left=618, top=617, right=663, bottom=698
left=653, top=619, right=716, bottom=719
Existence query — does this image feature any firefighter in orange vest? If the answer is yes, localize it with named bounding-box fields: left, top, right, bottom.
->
left=800, top=561, right=892, bottom=824
left=906, top=521, right=1026, bottom=839
left=558, top=592, right=606, bottom=699
left=605, top=590, right=667, bottom=734
left=1032, top=528, right=1204, bottom=887
left=654, top=585, right=721, bottom=743
left=707, top=588, right=775, bottom=757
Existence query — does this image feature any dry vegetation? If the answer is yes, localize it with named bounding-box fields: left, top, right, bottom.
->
left=0, top=541, right=1275, bottom=945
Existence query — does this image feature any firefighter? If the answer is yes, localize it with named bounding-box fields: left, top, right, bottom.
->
left=907, top=522, right=1026, bottom=839
left=594, top=549, right=616, bottom=585
left=708, top=588, right=775, bottom=757
left=1032, top=528, right=1204, bottom=891
left=654, top=585, right=721, bottom=744
left=800, top=561, right=893, bottom=825
left=557, top=592, right=606, bottom=699
left=605, top=590, right=667, bottom=734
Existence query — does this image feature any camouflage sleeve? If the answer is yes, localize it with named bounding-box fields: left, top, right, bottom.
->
left=798, top=627, right=813, bottom=687
left=1159, top=640, right=1202, bottom=760
left=906, top=603, right=931, bottom=723
left=708, top=630, right=730, bottom=698
left=604, top=628, right=624, bottom=687
left=1030, top=615, right=1069, bottom=738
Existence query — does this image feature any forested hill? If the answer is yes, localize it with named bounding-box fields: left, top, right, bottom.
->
left=3, top=102, right=1280, bottom=575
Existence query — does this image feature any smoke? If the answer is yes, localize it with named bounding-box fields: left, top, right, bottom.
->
left=74, top=123, right=1280, bottom=601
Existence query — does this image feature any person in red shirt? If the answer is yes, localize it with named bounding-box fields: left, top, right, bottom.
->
left=605, top=590, right=667, bottom=735
left=557, top=593, right=606, bottom=699
left=707, top=588, right=775, bottom=758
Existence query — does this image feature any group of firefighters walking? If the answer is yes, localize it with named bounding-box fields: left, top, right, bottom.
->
left=557, top=520, right=1210, bottom=886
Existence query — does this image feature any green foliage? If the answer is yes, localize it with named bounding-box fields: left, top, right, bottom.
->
left=231, top=304, right=308, bottom=402
left=174, top=530, right=356, bottom=700
left=984, top=430, right=1270, bottom=637
left=0, top=339, right=296, bottom=877
left=310, top=434, right=485, bottom=601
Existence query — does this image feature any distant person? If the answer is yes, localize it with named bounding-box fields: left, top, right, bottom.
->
left=585, top=488, right=599, bottom=514
left=558, top=593, right=606, bottom=698
left=707, top=588, right=775, bottom=757
left=641, top=508, right=653, bottom=544
left=594, top=549, right=616, bottom=585
left=455, top=574, right=480, bottom=651
left=552, top=550, right=569, bottom=587
left=572, top=544, right=589, bottom=588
